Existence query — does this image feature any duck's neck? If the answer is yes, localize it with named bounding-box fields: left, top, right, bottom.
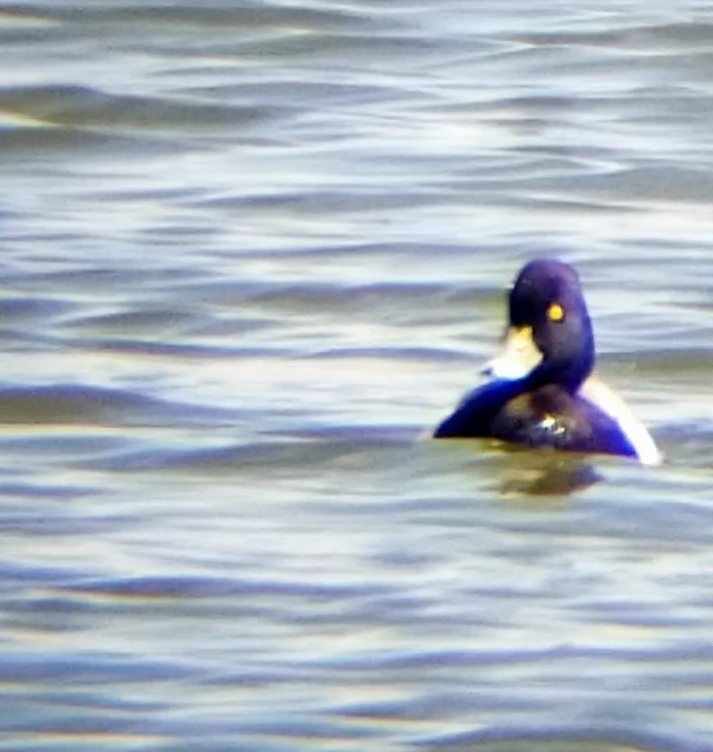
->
left=525, top=350, right=595, bottom=395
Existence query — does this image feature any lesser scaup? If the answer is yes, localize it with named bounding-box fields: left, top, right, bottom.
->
left=433, top=259, right=661, bottom=465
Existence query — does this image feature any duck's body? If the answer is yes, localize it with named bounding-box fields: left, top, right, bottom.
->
left=433, top=259, right=660, bottom=465
left=435, top=376, right=650, bottom=460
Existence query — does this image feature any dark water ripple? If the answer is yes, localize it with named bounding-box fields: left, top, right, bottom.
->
left=0, top=385, right=239, bottom=427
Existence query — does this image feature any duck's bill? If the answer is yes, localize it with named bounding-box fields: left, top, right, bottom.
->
left=482, top=326, right=542, bottom=380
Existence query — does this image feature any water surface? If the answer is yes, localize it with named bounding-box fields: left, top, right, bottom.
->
left=0, top=1, right=712, bottom=750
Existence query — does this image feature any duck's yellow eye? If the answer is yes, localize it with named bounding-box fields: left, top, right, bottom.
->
left=547, top=302, right=564, bottom=322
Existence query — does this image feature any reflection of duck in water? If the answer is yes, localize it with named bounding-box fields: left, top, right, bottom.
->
left=434, top=259, right=661, bottom=465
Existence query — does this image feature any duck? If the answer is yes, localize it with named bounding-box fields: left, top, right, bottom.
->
left=433, top=259, right=661, bottom=465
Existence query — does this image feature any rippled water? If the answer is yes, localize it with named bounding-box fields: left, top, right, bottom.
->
left=1, top=1, right=712, bottom=750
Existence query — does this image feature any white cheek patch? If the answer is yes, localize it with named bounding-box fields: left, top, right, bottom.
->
left=483, top=352, right=532, bottom=380
left=482, top=327, right=542, bottom=381
left=580, top=376, right=662, bottom=466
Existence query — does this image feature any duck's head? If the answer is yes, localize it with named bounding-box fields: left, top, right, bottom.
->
left=483, top=259, right=595, bottom=393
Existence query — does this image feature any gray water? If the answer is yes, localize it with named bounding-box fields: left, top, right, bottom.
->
left=1, top=1, right=712, bottom=750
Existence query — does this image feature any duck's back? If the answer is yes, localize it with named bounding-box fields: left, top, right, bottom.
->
left=490, top=385, right=638, bottom=458
left=435, top=380, right=638, bottom=459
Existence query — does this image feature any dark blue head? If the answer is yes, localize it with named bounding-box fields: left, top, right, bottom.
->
left=487, top=259, right=595, bottom=393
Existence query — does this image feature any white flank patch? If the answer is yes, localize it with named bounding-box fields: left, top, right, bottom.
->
left=580, top=376, right=662, bottom=466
